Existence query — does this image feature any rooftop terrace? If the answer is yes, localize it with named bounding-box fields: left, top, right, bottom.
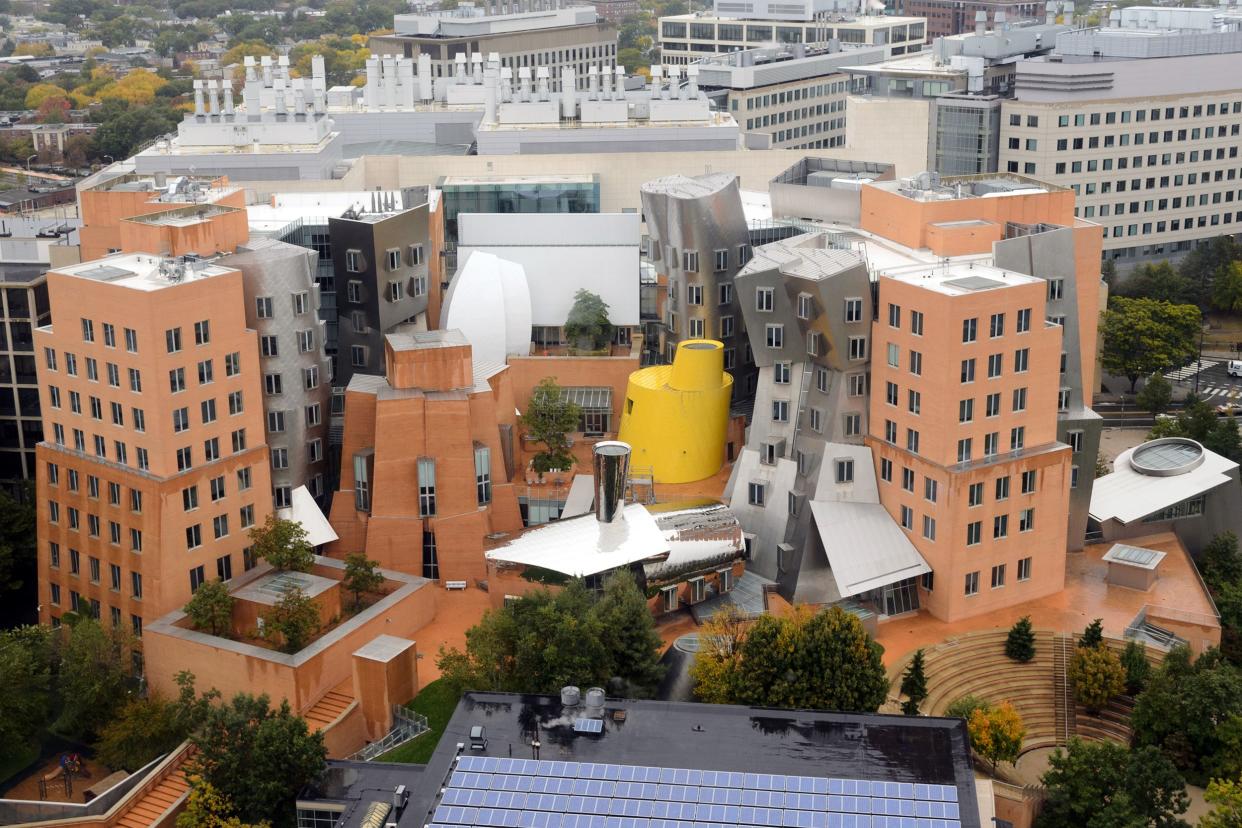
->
left=53, top=252, right=234, bottom=291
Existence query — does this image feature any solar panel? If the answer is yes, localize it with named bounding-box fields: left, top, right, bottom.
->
left=444, top=758, right=962, bottom=828
left=575, top=719, right=605, bottom=734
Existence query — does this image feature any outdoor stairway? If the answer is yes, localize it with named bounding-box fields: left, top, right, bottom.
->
left=115, top=766, right=189, bottom=828
left=898, top=629, right=1062, bottom=752
left=304, top=687, right=354, bottom=731
left=1052, top=633, right=1076, bottom=747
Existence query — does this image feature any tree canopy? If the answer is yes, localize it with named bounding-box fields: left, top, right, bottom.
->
left=1100, top=296, right=1201, bottom=393
left=691, top=605, right=888, bottom=712
left=249, top=514, right=314, bottom=572
left=1136, top=372, right=1173, bottom=417
left=97, top=672, right=218, bottom=771
left=184, top=578, right=234, bottom=637
left=343, top=552, right=383, bottom=611
left=1148, top=396, right=1242, bottom=463
left=521, top=377, right=581, bottom=474
left=564, top=289, right=612, bottom=351
left=968, top=702, right=1025, bottom=776
left=437, top=572, right=664, bottom=698
left=188, top=693, right=326, bottom=828
left=264, top=586, right=320, bottom=654
left=1069, top=645, right=1126, bottom=712
left=55, top=616, right=139, bottom=740
left=1038, top=739, right=1190, bottom=828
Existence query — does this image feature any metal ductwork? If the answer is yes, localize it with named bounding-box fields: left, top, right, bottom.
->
left=593, top=441, right=630, bottom=523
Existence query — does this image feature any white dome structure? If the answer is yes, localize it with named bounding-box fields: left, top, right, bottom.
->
left=441, top=250, right=533, bottom=366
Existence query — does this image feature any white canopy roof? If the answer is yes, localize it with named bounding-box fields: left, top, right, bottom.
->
left=276, top=485, right=339, bottom=547
left=1090, top=443, right=1238, bottom=525
left=485, top=503, right=669, bottom=577
left=807, top=500, right=931, bottom=597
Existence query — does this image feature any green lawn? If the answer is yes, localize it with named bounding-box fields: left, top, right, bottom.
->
left=377, top=679, right=460, bottom=765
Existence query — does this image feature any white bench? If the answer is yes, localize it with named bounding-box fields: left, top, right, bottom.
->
left=445, top=580, right=468, bottom=591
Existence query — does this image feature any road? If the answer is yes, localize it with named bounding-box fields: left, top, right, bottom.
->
left=1163, top=359, right=1242, bottom=401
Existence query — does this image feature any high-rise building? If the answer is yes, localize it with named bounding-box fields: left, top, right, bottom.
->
left=219, top=239, right=333, bottom=507
left=327, top=329, right=524, bottom=582
left=725, top=168, right=1102, bottom=621
left=370, top=4, right=617, bottom=84
left=328, top=202, right=432, bottom=389
left=640, top=173, right=755, bottom=400
left=35, top=253, right=273, bottom=631
left=0, top=263, right=51, bottom=489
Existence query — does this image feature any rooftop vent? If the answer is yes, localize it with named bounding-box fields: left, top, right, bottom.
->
left=592, top=442, right=631, bottom=524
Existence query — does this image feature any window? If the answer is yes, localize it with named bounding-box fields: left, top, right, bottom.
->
left=265, top=373, right=283, bottom=396
left=1021, top=470, right=1037, bottom=494
left=797, top=293, right=813, bottom=320
left=925, top=477, right=938, bottom=503
left=474, top=445, right=492, bottom=505
left=256, top=297, right=274, bottom=318
left=747, top=481, right=766, bottom=507
left=201, top=398, right=217, bottom=424
left=261, top=335, right=279, bottom=357
left=909, top=351, right=922, bottom=375
left=911, top=310, right=924, bottom=335
left=772, top=400, right=789, bottom=423
left=409, top=244, right=424, bottom=265
left=900, top=505, right=913, bottom=530
left=267, top=410, right=285, bottom=432
left=967, top=521, right=982, bottom=546
left=1048, top=278, right=1064, bottom=301
left=756, top=287, right=774, bottom=312
left=239, top=504, right=255, bottom=529
left=131, top=572, right=143, bottom=598
left=844, top=413, right=860, bottom=437
left=173, top=407, right=190, bottom=432
left=293, top=292, right=310, bottom=315
left=177, top=446, right=192, bottom=471
left=1067, top=430, right=1083, bottom=452
left=989, top=313, right=1004, bottom=338
left=965, top=571, right=979, bottom=596
left=204, top=437, right=220, bottom=462
left=194, top=320, right=210, bottom=345
left=186, top=524, right=202, bottom=550
left=1014, top=348, right=1030, bottom=373
left=991, top=564, right=1006, bottom=589
left=774, top=362, right=791, bottom=384
left=169, top=367, right=185, bottom=393
left=880, top=458, right=892, bottom=482
left=682, top=250, right=699, bottom=272
left=213, top=514, right=229, bottom=539
left=687, top=284, right=703, bottom=305
left=238, top=467, right=252, bottom=490
left=884, top=420, right=897, bottom=443
left=961, top=359, right=975, bottom=383
left=345, top=250, right=362, bottom=273
left=994, top=514, right=1009, bottom=539
left=1011, top=426, right=1025, bottom=450
left=229, top=391, right=244, bottom=416
left=848, top=336, right=866, bottom=360
left=959, top=398, right=974, bottom=423
left=844, top=297, right=863, bottom=322
left=225, top=352, right=240, bottom=376
left=297, top=330, right=315, bottom=353
left=351, top=346, right=367, bottom=367
left=418, top=457, right=437, bottom=516
left=165, top=327, right=182, bottom=353
left=765, top=324, right=783, bottom=349
left=125, top=328, right=138, bottom=352
left=271, top=447, right=288, bottom=469
left=1019, top=508, right=1035, bottom=532
left=887, top=343, right=899, bottom=368
left=1013, top=387, right=1027, bottom=413
left=906, top=429, right=920, bottom=453
left=984, top=432, right=999, bottom=457
left=987, top=353, right=1003, bottom=379
left=217, top=555, right=233, bottom=582
left=923, top=515, right=936, bottom=541
left=81, top=318, right=94, bottom=342
left=232, top=429, right=247, bottom=453
left=835, top=458, right=853, bottom=483
left=888, top=303, right=901, bottom=328
left=806, top=331, right=821, bottom=357
left=1017, top=557, right=1032, bottom=581
left=1016, top=308, right=1031, bottom=333
left=996, top=476, right=1010, bottom=501
left=189, top=565, right=206, bottom=593
left=848, top=374, right=866, bottom=396
left=718, top=283, right=733, bottom=306
left=962, top=318, right=977, bottom=343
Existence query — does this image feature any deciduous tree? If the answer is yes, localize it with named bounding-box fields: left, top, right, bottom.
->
left=1069, top=645, right=1126, bottom=713
left=1201, top=531, right=1242, bottom=592
left=1037, top=739, right=1190, bottom=828
left=55, top=617, right=137, bottom=740
left=1200, top=777, right=1242, bottom=828
left=264, top=587, right=320, bottom=654
left=1213, top=262, right=1242, bottom=313
left=184, top=578, right=234, bottom=637
left=189, top=693, right=325, bottom=828
left=97, top=672, right=218, bottom=771
left=1137, top=372, right=1174, bottom=417
left=0, top=625, right=53, bottom=750
left=593, top=569, right=664, bottom=698
left=521, top=377, right=581, bottom=474
left=1005, top=616, right=1036, bottom=662
left=967, top=701, right=1025, bottom=775
left=249, top=514, right=313, bottom=572
left=1100, top=297, right=1202, bottom=393
left=342, top=552, right=383, bottom=611
left=564, top=289, right=612, bottom=351
left=689, top=604, right=749, bottom=705
left=176, top=782, right=271, bottom=828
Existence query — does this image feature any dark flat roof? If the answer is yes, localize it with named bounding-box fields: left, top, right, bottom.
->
left=405, top=693, right=980, bottom=828
left=301, top=760, right=426, bottom=828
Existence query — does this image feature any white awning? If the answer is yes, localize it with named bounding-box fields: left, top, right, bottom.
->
left=276, top=485, right=339, bottom=547
left=807, top=500, right=931, bottom=597
left=1090, top=445, right=1238, bottom=525
left=485, top=503, right=669, bottom=577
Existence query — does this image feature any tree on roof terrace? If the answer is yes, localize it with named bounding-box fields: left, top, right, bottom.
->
left=249, top=514, right=314, bottom=573
left=522, top=377, right=582, bottom=474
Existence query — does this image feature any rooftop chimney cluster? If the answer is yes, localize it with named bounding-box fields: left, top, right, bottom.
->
left=218, top=54, right=330, bottom=118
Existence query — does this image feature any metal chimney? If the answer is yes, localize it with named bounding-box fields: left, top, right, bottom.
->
left=974, top=9, right=987, bottom=35
left=592, top=441, right=630, bottom=524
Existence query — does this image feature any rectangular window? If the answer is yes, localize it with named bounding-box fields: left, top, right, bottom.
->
left=186, top=524, right=202, bottom=550
left=962, top=318, right=977, bottom=343
left=994, top=514, right=1009, bottom=539
left=169, top=367, right=185, bottom=393
left=959, top=398, right=974, bottom=423
left=991, top=564, right=1006, bottom=589
left=747, top=481, right=765, bottom=507
left=922, top=515, right=936, bottom=541
left=996, top=476, right=1010, bottom=501
left=1019, top=508, right=1035, bottom=532
left=1048, top=279, right=1064, bottom=301
left=165, top=327, right=182, bottom=354
left=1017, top=308, right=1031, bottom=333
left=1017, top=557, right=1032, bottom=581
left=1014, top=348, right=1030, bottom=373
left=911, top=310, right=924, bottom=335
left=194, top=320, right=210, bottom=345
left=189, top=565, right=206, bottom=593
left=225, top=352, right=240, bottom=376
left=797, top=293, right=813, bottom=320
left=909, top=351, right=922, bottom=375
left=987, top=353, right=1003, bottom=379
left=965, top=571, right=979, bottom=596
left=848, top=337, right=866, bottom=360
left=474, top=445, right=492, bottom=505
left=967, top=521, right=982, bottom=546
left=1013, top=387, right=1027, bottom=412
left=265, top=373, right=283, bottom=396
left=756, top=287, right=774, bottom=312
left=844, top=297, right=862, bottom=322
left=418, top=457, right=437, bottom=517
left=989, top=313, right=1004, bottom=338
left=961, top=359, right=975, bottom=383
left=1021, top=470, right=1037, bottom=494
left=765, top=324, right=783, bottom=349
left=256, top=297, right=274, bottom=318
left=888, top=303, right=901, bottom=328
left=835, top=458, right=854, bottom=483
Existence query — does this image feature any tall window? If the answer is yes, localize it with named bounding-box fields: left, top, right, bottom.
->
left=422, top=530, right=439, bottom=580
left=474, top=446, right=492, bottom=505
left=418, top=458, right=437, bottom=517
left=353, top=454, right=370, bottom=512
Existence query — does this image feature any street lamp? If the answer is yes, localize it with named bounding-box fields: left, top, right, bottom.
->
left=25, top=153, right=36, bottom=171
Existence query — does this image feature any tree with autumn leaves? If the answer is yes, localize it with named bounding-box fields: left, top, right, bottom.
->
left=967, top=701, right=1026, bottom=776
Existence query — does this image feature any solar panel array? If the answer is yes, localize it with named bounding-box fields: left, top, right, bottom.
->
left=574, top=719, right=605, bottom=734
left=430, top=756, right=964, bottom=828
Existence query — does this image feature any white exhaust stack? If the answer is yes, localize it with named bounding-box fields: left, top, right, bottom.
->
left=471, top=51, right=483, bottom=85
left=418, top=53, right=433, bottom=101
left=536, top=66, right=550, bottom=102
left=687, top=65, right=699, bottom=98
left=193, top=79, right=205, bottom=116
left=561, top=67, right=577, bottom=117
left=483, top=66, right=498, bottom=124
left=593, top=442, right=631, bottom=524
left=975, top=9, right=987, bottom=34
left=649, top=65, right=662, bottom=99
left=587, top=64, right=599, bottom=100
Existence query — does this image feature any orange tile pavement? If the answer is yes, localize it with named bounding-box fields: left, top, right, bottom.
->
left=408, top=586, right=496, bottom=689
left=874, top=531, right=1218, bottom=667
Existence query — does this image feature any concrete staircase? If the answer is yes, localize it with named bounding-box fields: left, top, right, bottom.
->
left=304, top=686, right=354, bottom=732
left=114, top=766, right=189, bottom=828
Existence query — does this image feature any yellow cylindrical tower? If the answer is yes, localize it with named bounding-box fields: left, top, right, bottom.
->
left=617, top=339, right=733, bottom=484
